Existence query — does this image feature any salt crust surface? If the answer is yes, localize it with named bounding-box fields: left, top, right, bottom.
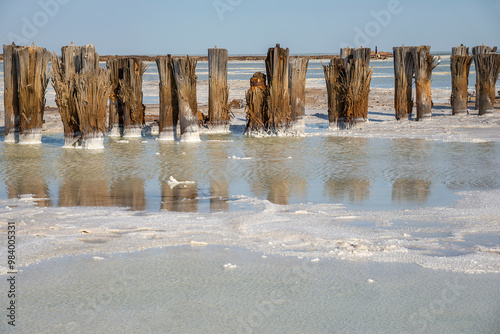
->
left=1, top=189, right=499, bottom=275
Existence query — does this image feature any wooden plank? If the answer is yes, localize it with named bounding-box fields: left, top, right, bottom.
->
left=156, top=55, right=179, bottom=140
left=118, top=58, right=146, bottom=137
left=172, top=56, right=200, bottom=141
left=208, top=48, right=230, bottom=132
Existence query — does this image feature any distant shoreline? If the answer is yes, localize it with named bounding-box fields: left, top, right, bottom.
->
left=0, top=52, right=393, bottom=62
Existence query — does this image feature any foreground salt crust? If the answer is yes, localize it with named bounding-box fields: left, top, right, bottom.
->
left=1, top=189, right=499, bottom=275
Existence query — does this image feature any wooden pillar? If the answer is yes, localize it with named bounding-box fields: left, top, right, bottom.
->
left=339, top=58, right=373, bottom=128
left=52, top=43, right=100, bottom=147
left=412, top=46, right=438, bottom=121
left=156, top=55, right=179, bottom=140
left=323, top=58, right=345, bottom=128
left=472, top=45, right=493, bottom=111
left=3, top=44, right=20, bottom=143
left=208, top=48, right=230, bottom=132
left=450, top=45, right=473, bottom=115
left=244, top=72, right=267, bottom=135
left=107, top=57, right=127, bottom=137
left=14, top=44, right=51, bottom=144
left=171, top=56, right=200, bottom=142
left=474, top=53, right=500, bottom=115
left=74, top=68, right=112, bottom=149
left=265, top=44, right=291, bottom=133
left=393, top=46, right=415, bottom=120
left=288, top=57, right=309, bottom=135
left=118, top=58, right=146, bottom=137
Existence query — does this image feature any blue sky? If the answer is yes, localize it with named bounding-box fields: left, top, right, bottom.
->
left=0, top=0, right=499, bottom=55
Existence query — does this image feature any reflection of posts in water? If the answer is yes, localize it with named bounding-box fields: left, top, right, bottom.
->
left=58, top=151, right=111, bottom=207
left=392, top=179, right=431, bottom=203
left=161, top=182, right=198, bottom=212
left=210, top=180, right=229, bottom=212
left=109, top=178, right=145, bottom=211
left=2, top=145, right=52, bottom=207
left=323, top=137, right=371, bottom=203
left=244, top=138, right=308, bottom=206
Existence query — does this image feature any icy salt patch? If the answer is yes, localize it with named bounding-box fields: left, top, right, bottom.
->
left=227, top=156, right=252, bottom=160
left=2, top=189, right=500, bottom=274
left=167, top=176, right=196, bottom=187
left=223, top=263, right=238, bottom=269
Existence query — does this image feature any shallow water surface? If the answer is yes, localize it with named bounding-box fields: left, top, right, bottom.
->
left=9, top=246, right=500, bottom=334
left=0, top=134, right=499, bottom=212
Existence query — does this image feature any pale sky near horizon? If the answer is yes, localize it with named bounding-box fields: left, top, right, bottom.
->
left=0, top=0, right=499, bottom=55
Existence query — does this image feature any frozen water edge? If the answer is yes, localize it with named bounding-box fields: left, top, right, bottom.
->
left=1, top=188, right=499, bottom=274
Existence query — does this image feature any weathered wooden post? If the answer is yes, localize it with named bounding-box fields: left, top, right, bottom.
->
left=156, top=55, right=179, bottom=140
left=3, top=44, right=20, bottom=143
left=474, top=53, right=500, bottom=115
left=171, top=56, right=200, bottom=141
left=265, top=44, right=292, bottom=133
left=339, top=58, right=373, bottom=128
left=336, top=47, right=372, bottom=128
left=52, top=43, right=100, bottom=147
left=118, top=58, right=146, bottom=137
left=208, top=48, right=230, bottom=133
left=412, top=46, right=438, bottom=121
left=107, top=57, right=126, bottom=137
left=472, top=45, right=494, bottom=111
left=13, top=44, right=51, bottom=143
left=74, top=67, right=112, bottom=148
left=450, top=45, right=473, bottom=115
left=323, top=58, right=345, bottom=128
left=288, top=57, right=308, bottom=135
left=244, top=72, right=267, bottom=135
left=393, top=46, right=416, bottom=120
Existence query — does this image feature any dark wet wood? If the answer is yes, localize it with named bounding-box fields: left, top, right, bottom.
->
left=156, top=55, right=179, bottom=140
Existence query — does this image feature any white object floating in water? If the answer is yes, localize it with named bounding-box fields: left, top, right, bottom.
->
left=141, top=141, right=148, bottom=143
left=367, top=279, right=375, bottom=284
left=311, top=258, right=320, bottom=263
left=223, top=263, right=238, bottom=270
left=92, top=256, right=105, bottom=261
left=117, top=140, right=129, bottom=143
left=228, top=156, right=252, bottom=160
left=167, top=176, right=196, bottom=188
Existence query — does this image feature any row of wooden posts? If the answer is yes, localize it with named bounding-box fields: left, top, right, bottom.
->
left=3, top=43, right=500, bottom=147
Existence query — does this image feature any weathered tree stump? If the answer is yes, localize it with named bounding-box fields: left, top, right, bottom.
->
left=3, top=44, right=20, bottom=143
left=117, top=58, right=146, bottom=137
left=156, top=55, right=179, bottom=140
left=412, top=46, right=438, bottom=121
left=107, top=58, right=126, bottom=137
left=393, top=46, right=416, bottom=120
left=171, top=56, right=200, bottom=142
left=52, top=43, right=100, bottom=147
left=450, top=45, right=473, bottom=115
left=266, top=44, right=292, bottom=133
left=472, top=45, right=493, bottom=111
left=474, top=53, right=500, bottom=115
left=323, top=58, right=345, bottom=128
left=74, top=67, right=112, bottom=149
left=288, top=58, right=309, bottom=135
left=208, top=48, right=230, bottom=133
left=244, top=72, right=268, bottom=135
left=339, top=58, right=373, bottom=128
